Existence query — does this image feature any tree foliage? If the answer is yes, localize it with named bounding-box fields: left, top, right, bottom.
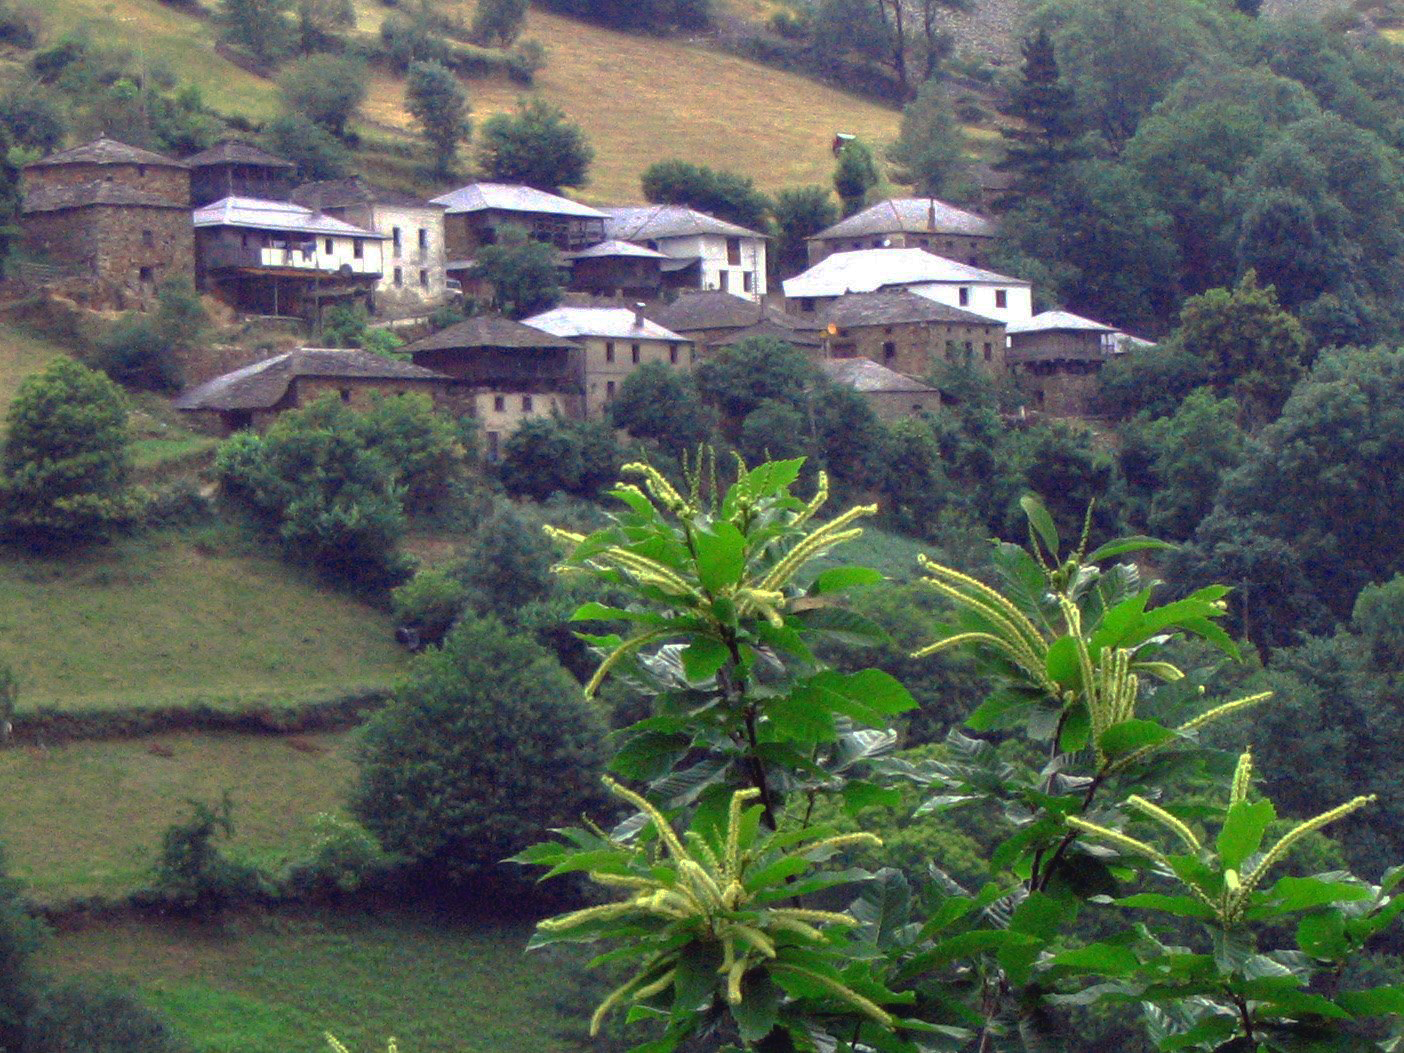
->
left=405, top=59, right=471, bottom=178
left=477, top=97, right=592, bottom=192
left=770, top=186, right=837, bottom=278
left=469, top=0, right=527, bottom=47
left=641, top=160, right=771, bottom=232
left=833, top=138, right=879, bottom=218
left=993, top=28, right=1083, bottom=207
left=277, top=55, right=367, bottom=139
left=1, top=358, right=140, bottom=547
left=609, top=363, right=714, bottom=456
left=353, top=613, right=609, bottom=882
left=887, top=78, right=967, bottom=199
left=472, top=224, right=563, bottom=319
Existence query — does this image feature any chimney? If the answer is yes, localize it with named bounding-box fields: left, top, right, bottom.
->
left=927, top=199, right=937, bottom=233
left=634, top=302, right=646, bottom=327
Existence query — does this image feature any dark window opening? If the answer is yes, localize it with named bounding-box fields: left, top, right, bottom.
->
left=605, top=341, right=615, bottom=363
left=419, top=269, right=428, bottom=288
left=142, top=229, right=154, bottom=247
left=493, top=395, right=505, bottom=412
left=339, top=388, right=352, bottom=403
left=995, top=289, right=1007, bottom=309
left=727, top=237, right=742, bottom=265
left=139, top=266, right=154, bottom=283
left=392, top=227, right=402, bottom=251
left=325, top=238, right=333, bottom=255
left=393, top=267, right=403, bottom=287
left=606, top=381, right=616, bottom=400
left=669, top=346, right=678, bottom=364
left=882, top=340, right=896, bottom=362
left=631, top=344, right=640, bottom=364
left=958, top=287, right=970, bottom=306
left=522, top=395, right=533, bottom=412
left=353, top=240, right=363, bottom=259
left=418, top=228, right=428, bottom=250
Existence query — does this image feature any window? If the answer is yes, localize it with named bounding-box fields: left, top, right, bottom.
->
left=139, top=266, right=154, bottom=283
left=631, top=344, right=640, bottom=364
left=995, top=289, right=1007, bottom=309
left=142, top=229, right=154, bottom=247
left=958, top=287, right=970, bottom=306
left=487, top=431, right=501, bottom=461
left=801, top=299, right=815, bottom=313
left=393, top=267, right=403, bottom=287
left=522, top=395, right=533, bottom=412
left=727, top=237, right=741, bottom=265
left=606, top=380, right=616, bottom=400
left=419, top=269, right=428, bottom=288
left=353, top=240, right=363, bottom=259
left=392, top=227, right=402, bottom=252
left=669, top=345, right=678, bottom=364
left=339, top=388, right=352, bottom=403
left=983, top=342, right=992, bottom=361
left=718, top=270, right=729, bottom=292
left=743, top=272, right=753, bottom=293
left=137, top=165, right=146, bottom=178
left=242, top=233, right=249, bottom=249
left=418, top=228, right=429, bottom=251
left=325, top=238, right=334, bottom=255
left=493, top=395, right=505, bottom=412
left=882, top=340, right=896, bottom=362
left=605, top=341, right=615, bottom=363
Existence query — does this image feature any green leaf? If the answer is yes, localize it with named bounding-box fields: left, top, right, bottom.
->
left=765, top=692, right=837, bottom=741
left=1098, top=718, right=1176, bottom=759
left=610, top=731, right=691, bottom=780
left=793, top=606, right=889, bottom=646
left=1020, top=494, right=1060, bottom=558
left=1045, top=636, right=1081, bottom=689
left=680, top=637, right=730, bottom=684
left=842, top=781, right=902, bottom=816
left=1337, top=987, right=1404, bottom=1017
left=673, top=943, right=723, bottom=1013
left=1059, top=702, right=1090, bottom=753
left=693, top=521, right=746, bottom=593
left=1113, top=892, right=1217, bottom=919
left=1085, top=536, right=1176, bottom=563
left=1009, top=892, right=1069, bottom=941
left=1262, top=875, right=1374, bottom=912
left=1217, top=799, right=1277, bottom=871
left=1046, top=942, right=1140, bottom=976
left=810, top=566, right=884, bottom=594
left=966, top=689, right=1039, bottom=732
left=1296, top=911, right=1349, bottom=961
left=731, top=972, right=780, bottom=1044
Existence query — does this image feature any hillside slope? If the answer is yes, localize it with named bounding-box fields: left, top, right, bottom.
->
left=38, top=0, right=902, bottom=203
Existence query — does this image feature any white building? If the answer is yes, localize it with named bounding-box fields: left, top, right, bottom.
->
left=601, top=205, right=769, bottom=301
left=524, top=303, right=694, bottom=418
left=193, top=196, right=387, bottom=317
left=291, top=178, right=449, bottom=321
left=782, top=247, right=1032, bottom=326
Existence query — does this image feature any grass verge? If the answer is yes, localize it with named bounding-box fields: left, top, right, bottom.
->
left=2, top=730, right=357, bottom=902
left=40, top=909, right=576, bottom=1053
left=0, top=530, right=407, bottom=715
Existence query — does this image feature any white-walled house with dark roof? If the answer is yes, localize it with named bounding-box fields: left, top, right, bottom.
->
left=523, top=303, right=694, bottom=418
left=782, top=247, right=1032, bottom=325
left=602, top=205, right=769, bottom=301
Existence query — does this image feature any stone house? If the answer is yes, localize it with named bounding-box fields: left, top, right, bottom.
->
left=817, top=289, right=1006, bottom=377
left=193, top=196, right=386, bottom=320
left=602, top=205, right=769, bottom=301
left=819, top=358, right=947, bottom=420
left=1006, top=310, right=1116, bottom=416
left=292, top=178, right=449, bottom=320
left=19, top=136, right=193, bottom=306
left=565, top=240, right=668, bottom=300
left=401, top=315, right=583, bottom=459
left=172, top=347, right=452, bottom=434
left=782, top=248, right=1032, bottom=326
left=187, top=140, right=295, bottom=207
left=645, top=290, right=820, bottom=355
left=806, top=197, right=998, bottom=268
left=522, top=304, right=694, bottom=419
left=431, top=182, right=607, bottom=263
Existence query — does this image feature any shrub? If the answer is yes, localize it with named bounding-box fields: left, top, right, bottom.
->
left=278, top=54, right=367, bottom=138
left=449, top=501, right=558, bottom=614
left=356, top=393, right=464, bottom=514
left=391, top=568, right=468, bottom=647
left=499, top=417, right=621, bottom=501
left=0, top=0, right=39, bottom=49
left=352, top=613, right=610, bottom=883
left=0, top=840, right=40, bottom=1053
left=261, top=113, right=350, bottom=181
left=144, top=794, right=270, bottom=914
left=92, top=316, right=183, bottom=392
left=1, top=358, right=143, bottom=547
left=25, top=979, right=192, bottom=1053
left=281, top=812, right=400, bottom=897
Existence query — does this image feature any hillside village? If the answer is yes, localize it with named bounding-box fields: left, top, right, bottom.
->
left=10, top=0, right=1404, bottom=1051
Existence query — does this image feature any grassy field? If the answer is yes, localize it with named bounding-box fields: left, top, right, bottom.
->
left=0, top=531, right=406, bottom=714
left=1, top=730, right=356, bottom=900
left=41, top=910, right=575, bottom=1053
left=34, top=0, right=901, bottom=202
left=0, top=325, right=65, bottom=419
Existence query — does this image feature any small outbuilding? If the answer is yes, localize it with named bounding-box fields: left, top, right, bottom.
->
left=818, top=358, right=946, bottom=420
left=173, top=347, right=452, bottom=434
left=1005, top=310, right=1117, bottom=416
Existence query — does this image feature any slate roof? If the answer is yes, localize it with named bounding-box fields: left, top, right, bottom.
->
left=811, top=197, right=995, bottom=241
left=565, top=239, right=669, bottom=261
left=185, top=140, right=295, bottom=169
left=173, top=349, right=449, bottom=411
left=402, top=315, right=578, bottom=353
left=1006, top=310, right=1115, bottom=334
left=430, top=182, right=606, bottom=219
left=783, top=248, right=1027, bottom=299
left=524, top=305, right=689, bottom=342
left=602, top=204, right=768, bottom=241
left=820, top=358, right=939, bottom=393
left=291, top=177, right=441, bottom=211
left=819, top=289, right=1001, bottom=329
left=22, top=182, right=188, bottom=213
left=710, top=318, right=824, bottom=349
left=27, top=136, right=187, bottom=169
left=647, top=291, right=766, bottom=331
left=193, top=196, right=385, bottom=238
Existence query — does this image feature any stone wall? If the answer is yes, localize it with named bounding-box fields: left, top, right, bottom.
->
left=863, top=388, right=948, bottom=422
left=1011, top=359, right=1103, bottom=417
left=827, top=318, right=1006, bottom=378
left=21, top=204, right=195, bottom=310
left=292, top=375, right=450, bottom=413
left=25, top=163, right=190, bottom=205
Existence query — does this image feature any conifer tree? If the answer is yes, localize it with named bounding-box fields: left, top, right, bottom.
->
left=833, top=139, right=879, bottom=217
left=994, top=28, right=1082, bottom=208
